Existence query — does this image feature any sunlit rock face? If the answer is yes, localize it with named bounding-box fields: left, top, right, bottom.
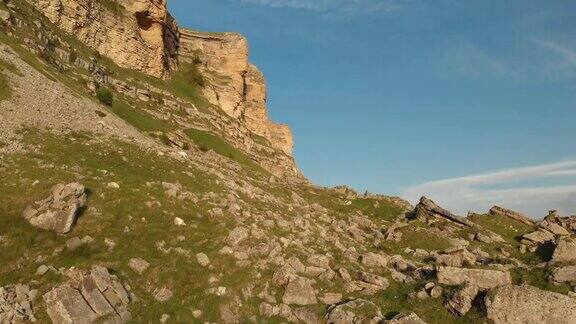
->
left=30, top=0, right=178, bottom=78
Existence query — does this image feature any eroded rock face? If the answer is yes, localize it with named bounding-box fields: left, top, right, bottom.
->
left=29, top=0, right=178, bottom=78
left=179, top=29, right=294, bottom=155
left=485, top=285, right=576, bottom=324
left=43, top=265, right=131, bottom=323
left=23, top=182, right=87, bottom=234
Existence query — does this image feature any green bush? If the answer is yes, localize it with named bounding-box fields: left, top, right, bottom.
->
left=96, top=87, right=113, bottom=106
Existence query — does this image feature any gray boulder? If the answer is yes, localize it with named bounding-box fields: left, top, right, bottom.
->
left=282, top=277, right=317, bottom=305
left=23, top=183, right=87, bottom=234
left=552, top=238, right=576, bottom=263
left=326, top=299, right=382, bottom=323
left=43, top=266, right=131, bottom=323
left=437, top=266, right=511, bottom=290
left=486, top=285, right=576, bottom=324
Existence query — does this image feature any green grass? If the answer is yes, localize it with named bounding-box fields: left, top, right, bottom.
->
left=107, top=98, right=170, bottom=132
left=185, top=128, right=268, bottom=174
left=468, top=213, right=536, bottom=243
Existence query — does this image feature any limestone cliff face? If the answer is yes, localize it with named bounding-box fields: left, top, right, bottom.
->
left=27, top=0, right=178, bottom=78
left=179, top=29, right=294, bottom=155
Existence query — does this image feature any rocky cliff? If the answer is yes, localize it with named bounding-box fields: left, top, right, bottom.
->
left=26, top=0, right=294, bottom=156
left=179, top=29, right=294, bottom=155
left=27, top=0, right=178, bottom=78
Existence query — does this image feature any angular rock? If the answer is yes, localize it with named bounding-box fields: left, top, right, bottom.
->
left=522, top=230, right=555, bottom=245
left=552, top=265, right=576, bottom=283
left=552, top=238, right=576, bottom=263
left=326, top=299, right=382, bottom=323
left=227, top=226, right=250, bottom=246
left=360, top=252, right=388, bottom=268
left=489, top=206, right=535, bottom=226
left=435, top=248, right=476, bottom=267
left=388, top=312, right=427, bottom=324
left=414, top=197, right=474, bottom=227
left=196, top=253, right=210, bottom=267
left=128, top=258, right=150, bottom=274
left=282, top=277, right=317, bottom=306
left=43, top=266, right=130, bottom=323
left=437, top=266, right=511, bottom=290
left=486, top=285, right=576, bottom=324
left=540, top=220, right=570, bottom=236
left=446, top=283, right=480, bottom=316
left=23, top=182, right=87, bottom=234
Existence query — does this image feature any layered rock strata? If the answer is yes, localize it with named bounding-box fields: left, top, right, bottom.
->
left=28, top=0, right=178, bottom=78
left=179, top=29, right=293, bottom=155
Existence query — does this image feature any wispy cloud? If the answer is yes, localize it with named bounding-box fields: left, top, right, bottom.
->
left=402, top=161, right=576, bottom=218
left=237, top=0, right=410, bottom=16
left=440, top=43, right=515, bottom=79
left=535, top=39, right=576, bottom=67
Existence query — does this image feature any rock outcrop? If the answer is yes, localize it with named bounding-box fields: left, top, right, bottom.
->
left=485, top=285, right=576, bottom=324
left=23, top=182, right=87, bottom=234
left=28, top=0, right=178, bottom=78
left=414, top=197, right=475, bottom=227
left=43, top=265, right=131, bottom=323
left=179, top=29, right=293, bottom=155
left=489, top=206, right=535, bottom=226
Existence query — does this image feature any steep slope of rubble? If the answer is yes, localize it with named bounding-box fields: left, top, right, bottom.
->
left=0, top=0, right=575, bottom=323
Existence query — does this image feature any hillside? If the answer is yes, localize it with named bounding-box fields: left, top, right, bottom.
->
left=0, top=0, right=575, bottom=323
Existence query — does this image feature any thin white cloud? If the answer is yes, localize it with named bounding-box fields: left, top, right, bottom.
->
left=237, top=0, right=409, bottom=16
left=402, top=160, right=576, bottom=218
left=441, top=43, right=515, bottom=78
left=535, top=39, right=576, bottom=67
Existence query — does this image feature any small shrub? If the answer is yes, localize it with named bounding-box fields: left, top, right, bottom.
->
left=192, top=55, right=202, bottom=65
left=95, top=110, right=107, bottom=118
left=69, top=50, right=78, bottom=64
left=159, top=133, right=171, bottom=146
left=199, top=144, right=209, bottom=152
left=96, top=87, right=113, bottom=106
left=182, top=142, right=191, bottom=150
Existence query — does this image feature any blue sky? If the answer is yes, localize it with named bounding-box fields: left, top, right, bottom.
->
left=170, top=0, right=576, bottom=217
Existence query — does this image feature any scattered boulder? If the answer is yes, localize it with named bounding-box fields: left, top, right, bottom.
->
left=414, top=197, right=474, bottom=227
left=23, top=183, right=87, bottom=234
left=0, top=284, right=37, bottom=322
left=128, top=258, right=150, bottom=274
left=552, top=238, right=576, bottom=263
left=227, top=226, right=250, bottom=246
left=551, top=265, right=576, bottom=284
left=521, top=230, right=555, bottom=245
left=485, top=285, right=576, bottom=324
left=387, top=312, right=427, bottom=324
left=282, top=277, right=317, bottom=306
left=43, top=266, right=131, bottom=323
left=437, top=266, right=511, bottom=290
left=446, top=283, right=479, bottom=316
left=360, top=252, right=388, bottom=268
left=174, top=217, right=186, bottom=226
left=196, top=253, right=210, bottom=267
left=435, top=248, right=476, bottom=267
left=153, top=287, right=173, bottom=302
left=326, top=299, right=382, bottom=323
